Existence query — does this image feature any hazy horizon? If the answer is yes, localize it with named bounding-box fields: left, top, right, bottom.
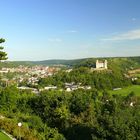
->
left=1, top=0, right=140, bottom=61
left=4, top=55, right=139, bottom=62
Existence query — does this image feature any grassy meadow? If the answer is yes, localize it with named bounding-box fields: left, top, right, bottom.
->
left=0, top=131, right=11, bottom=140
left=109, top=85, right=140, bottom=96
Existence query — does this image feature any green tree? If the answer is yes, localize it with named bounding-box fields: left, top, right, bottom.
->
left=0, top=38, right=8, bottom=60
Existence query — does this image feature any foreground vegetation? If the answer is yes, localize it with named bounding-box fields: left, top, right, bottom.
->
left=0, top=86, right=140, bottom=140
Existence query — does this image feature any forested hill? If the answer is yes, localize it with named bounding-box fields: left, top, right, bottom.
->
left=31, top=59, right=85, bottom=66
left=1, top=56, right=140, bottom=69
left=0, top=59, right=85, bottom=68
left=25, top=56, right=140, bottom=68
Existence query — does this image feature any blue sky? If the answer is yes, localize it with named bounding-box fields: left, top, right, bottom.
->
left=0, top=0, right=140, bottom=60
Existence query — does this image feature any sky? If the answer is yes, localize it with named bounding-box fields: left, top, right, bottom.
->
left=0, top=0, right=140, bottom=61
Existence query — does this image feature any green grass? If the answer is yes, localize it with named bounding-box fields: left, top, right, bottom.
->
left=0, top=131, right=12, bottom=140
left=135, top=74, right=140, bottom=77
left=109, top=85, right=140, bottom=96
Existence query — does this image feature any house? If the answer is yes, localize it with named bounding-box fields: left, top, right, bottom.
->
left=44, top=86, right=57, bottom=90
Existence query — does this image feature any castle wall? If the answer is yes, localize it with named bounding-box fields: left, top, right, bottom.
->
left=96, top=60, right=107, bottom=69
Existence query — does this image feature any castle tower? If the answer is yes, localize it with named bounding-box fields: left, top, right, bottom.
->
left=96, top=60, right=99, bottom=69
left=104, top=60, right=107, bottom=69
left=95, top=59, right=108, bottom=69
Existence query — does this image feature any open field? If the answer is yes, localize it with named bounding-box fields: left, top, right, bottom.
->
left=135, top=74, right=140, bottom=77
left=0, top=131, right=11, bottom=140
left=109, top=85, right=140, bottom=96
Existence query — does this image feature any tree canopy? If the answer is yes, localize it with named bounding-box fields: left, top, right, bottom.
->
left=0, top=38, right=8, bottom=60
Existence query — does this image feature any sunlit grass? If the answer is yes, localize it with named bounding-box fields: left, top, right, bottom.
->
left=109, top=85, right=140, bottom=96
left=0, top=131, right=11, bottom=140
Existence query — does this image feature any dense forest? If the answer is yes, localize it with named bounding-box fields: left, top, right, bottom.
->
left=0, top=86, right=140, bottom=140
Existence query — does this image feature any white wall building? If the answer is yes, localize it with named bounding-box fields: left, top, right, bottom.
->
left=96, top=60, right=107, bottom=69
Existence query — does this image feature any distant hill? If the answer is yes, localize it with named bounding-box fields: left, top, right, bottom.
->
left=31, top=59, right=85, bottom=66
left=0, top=61, right=34, bottom=68
left=33, top=57, right=140, bottom=69
left=0, top=56, right=140, bottom=70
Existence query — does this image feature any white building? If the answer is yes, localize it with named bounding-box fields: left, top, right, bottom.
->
left=44, top=86, right=57, bottom=90
left=96, top=60, right=107, bottom=69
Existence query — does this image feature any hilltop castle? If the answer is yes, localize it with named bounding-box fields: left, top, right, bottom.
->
left=96, top=60, right=107, bottom=69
